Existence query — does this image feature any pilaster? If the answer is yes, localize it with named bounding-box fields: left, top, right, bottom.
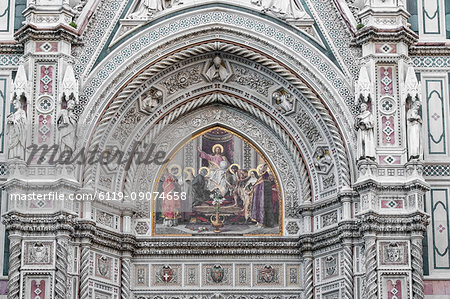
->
left=354, top=1, right=429, bottom=298
left=3, top=1, right=82, bottom=299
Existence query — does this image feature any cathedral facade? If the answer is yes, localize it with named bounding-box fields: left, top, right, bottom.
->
left=0, top=0, right=449, bottom=298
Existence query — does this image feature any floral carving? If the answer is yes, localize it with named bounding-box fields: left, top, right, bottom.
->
left=162, top=66, right=203, bottom=94
left=230, top=65, right=274, bottom=96
left=285, top=221, right=299, bottom=234
left=291, top=107, right=322, bottom=145
left=112, top=105, right=143, bottom=144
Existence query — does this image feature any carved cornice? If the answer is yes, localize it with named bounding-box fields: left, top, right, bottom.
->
left=2, top=211, right=77, bottom=234
left=311, top=221, right=360, bottom=251
left=73, top=220, right=136, bottom=251
left=409, top=44, right=450, bottom=56
left=299, top=196, right=341, bottom=213
left=2, top=177, right=81, bottom=191
left=353, top=26, right=418, bottom=46
left=134, top=238, right=301, bottom=256
left=357, top=211, right=429, bottom=234
left=353, top=178, right=429, bottom=193
left=0, top=42, right=24, bottom=55
left=14, top=24, right=82, bottom=45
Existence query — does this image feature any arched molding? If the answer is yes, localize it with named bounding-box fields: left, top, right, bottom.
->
left=75, top=8, right=357, bottom=162
left=94, top=51, right=348, bottom=199
left=79, top=38, right=356, bottom=193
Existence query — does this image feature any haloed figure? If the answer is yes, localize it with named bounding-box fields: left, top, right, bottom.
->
left=243, top=170, right=258, bottom=222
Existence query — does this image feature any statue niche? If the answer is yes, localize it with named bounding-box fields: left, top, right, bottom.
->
left=153, top=127, right=282, bottom=236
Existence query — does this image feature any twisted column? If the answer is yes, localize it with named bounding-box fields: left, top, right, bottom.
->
left=79, top=246, right=90, bottom=299
left=55, top=238, right=68, bottom=299
left=304, top=256, right=313, bottom=299
left=7, top=237, right=21, bottom=299
left=364, top=237, right=377, bottom=299
left=411, top=235, right=424, bottom=299
left=121, top=257, right=131, bottom=299
left=342, top=243, right=354, bottom=299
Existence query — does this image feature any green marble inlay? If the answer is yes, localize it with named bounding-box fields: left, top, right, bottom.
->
left=422, top=0, right=441, bottom=34
left=430, top=189, right=450, bottom=269
left=426, top=79, right=446, bottom=155
left=0, top=0, right=10, bottom=33
left=423, top=193, right=429, bottom=275
left=14, top=0, right=26, bottom=31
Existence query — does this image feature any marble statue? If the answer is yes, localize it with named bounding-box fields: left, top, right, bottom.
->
left=6, top=98, right=27, bottom=160
left=251, top=0, right=307, bottom=19
left=407, top=100, right=423, bottom=160
left=355, top=102, right=375, bottom=160
left=129, top=0, right=164, bottom=19
left=57, top=96, right=77, bottom=154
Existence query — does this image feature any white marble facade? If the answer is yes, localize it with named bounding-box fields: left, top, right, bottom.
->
left=0, top=0, right=449, bottom=298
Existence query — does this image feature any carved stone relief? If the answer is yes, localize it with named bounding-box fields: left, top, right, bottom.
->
left=254, top=264, right=282, bottom=286
left=379, top=241, right=409, bottom=266
left=229, top=64, right=274, bottom=96
left=203, top=264, right=231, bottom=285
left=153, top=264, right=181, bottom=286
left=134, top=264, right=149, bottom=287
left=314, top=146, right=332, bottom=174
left=322, top=254, right=338, bottom=279
left=138, top=87, right=163, bottom=114
left=272, top=88, right=295, bottom=114
left=202, top=56, right=232, bottom=83
left=162, top=65, right=203, bottom=94
left=111, top=104, right=144, bottom=144
left=24, top=241, right=54, bottom=266
left=291, top=107, right=322, bottom=145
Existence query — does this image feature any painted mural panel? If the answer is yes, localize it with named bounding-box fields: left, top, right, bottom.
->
left=425, top=79, right=446, bottom=155
left=152, top=127, right=282, bottom=236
